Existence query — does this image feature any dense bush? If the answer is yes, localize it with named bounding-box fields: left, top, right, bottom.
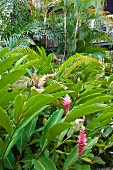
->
left=0, top=47, right=113, bottom=169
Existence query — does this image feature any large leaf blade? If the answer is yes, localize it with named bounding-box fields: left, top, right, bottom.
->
left=0, top=106, right=13, bottom=136
left=63, top=145, right=78, bottom=170
left=13, top=94, right=26, bottom=123
left=46, top=122, right=73, bottom=142
left=32, top=157, right=57, bottom=170
left=40, top=109, right=64, bottom=147
left=0, top=69, right=27, bottom=89
left=0, top=138, right=6, bottom=152
left=65, top=104, right=107, bottom=123
left=0, top=53, right=23, bottom=74
left=0, top=47, right=8, bottom=59
left=5, top=106, right=47, bottom=156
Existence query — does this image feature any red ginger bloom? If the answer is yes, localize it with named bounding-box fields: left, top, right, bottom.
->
left=63, top=94, right=71, bottom=117
left=78, top=125, right=87, bottom=158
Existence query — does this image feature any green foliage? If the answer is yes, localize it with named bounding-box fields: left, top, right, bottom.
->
left=57, top=53, right=100, bottom=80
left=32, top=157, right=57, bottom=170
left=1, top=46, right=113, bottom=170
left=0, top=0, right=39, bottom=38
left=5, top=46, right=53, bottom=74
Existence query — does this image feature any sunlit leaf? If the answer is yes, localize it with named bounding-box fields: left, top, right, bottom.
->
left=46, top=122, right=73, bottom=142
left=40, top=109, right=64, bottom=147
left=13, top=94, right=26, bottom=123
left=0, top=106, right=13, bottom=136
left=32, top=157, right=57, bottom=170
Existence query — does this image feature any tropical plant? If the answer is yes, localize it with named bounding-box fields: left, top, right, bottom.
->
left=1, top=47, right=113, bottom=169
left=42, top=0, right=113, bottom=56
left=0, top=0, right=39, bottom=39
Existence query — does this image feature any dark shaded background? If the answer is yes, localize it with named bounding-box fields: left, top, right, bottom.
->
left=104, top=0, right=113, bottom=14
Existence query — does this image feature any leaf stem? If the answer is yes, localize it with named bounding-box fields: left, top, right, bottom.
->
left=49, top=131, right=75, bottom=156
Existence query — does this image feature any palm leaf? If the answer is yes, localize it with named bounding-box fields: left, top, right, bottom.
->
left=5, top=46, right=53, bottom=74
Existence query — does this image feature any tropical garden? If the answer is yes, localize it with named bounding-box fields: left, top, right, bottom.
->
left=1, top=0, right=113, bottom=169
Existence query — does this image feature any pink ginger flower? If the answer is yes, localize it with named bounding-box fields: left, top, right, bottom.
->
left=32, top=71, right=56, bottom=89
left=100, top=102, right=104, bottom=104
left=38, top=72, right=56, bottom=89
left=75, top=116, right=85, bottom=125
left=74, top=116, right=85, bottom=131
left=95, top=74, right=99, bottom=79
left=33, top=70, right=38, bottom=86
left=63, top=94, right=71, bottom=117
left=38, top=75, right=47, bottom=89
left=46, top=72, right=57, bottom=78
left=78, top=125, right=87, bottom=158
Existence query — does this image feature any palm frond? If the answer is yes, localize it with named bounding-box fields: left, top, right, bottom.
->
left=5, top=46, right=53, bottom=74
left=4, top=34, right=35, bottom=50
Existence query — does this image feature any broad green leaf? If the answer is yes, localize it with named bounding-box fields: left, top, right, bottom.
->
left=82, top=137, right=98, bottom=157
left=26, top=117, right=37, bottom=138
left=76, top=93, right=104, bottom=104
left=22, top=94, right=54, bottom=117
left=78, top=88, right=105, bottom=100
left=0, top=92, right=23, bottom=108
left=3, top=151, right=15, bottom=169
left=22, top=94, right=53, bottom=112
left=37, top=46, right=46, bottom=59
left=65, top=104, right=107, bottom=123
left=0, top=138, right=6, bottom=152
left=0, top=84, right=11, bottom=97
left=17, top=117, right=37, bottom=153
left=0, top=69, right=27, bottom=89
left=87, top=111, right=113, bottom=129
left=46, top=122, right=73, bottom=142
left=75, top=164, right=90, bottom=170
left=63, top=57, right=99, bottom=78
left=43, top=83, right=63, bottom=93
left=4, top=128, right=23, bottom=157
left=16, top=127, right=28, bottom=153
left=75, top=81, right=83, bottom=95
left=88, top=125, right=107, bottom=137
left=52, top=91, right=73, bottom=98
left=56, top=130, right=68, bottom=147
left=0, top=47, right=8, bottom=59
left=0, top=53, right=23, bottom=74
left=18, top=59, right=39, bottom=70
left=78, top=95, right=113, bottom=107
left=0, top=107, right=13, bottom=136
left=63, top=145, right=78, bottom=170
left=13, top=94, right=26, bottom=123
left=108, top=74, right=113, bottom=83
left=32, top=157, right=57, bottom=170
left=81, top=157, right=92, bottom=164
left=11, top=55, right=27, bottom=71
left=40, top=109, right=64, bottom=147
left=22, top=90, right=70, bottom=119
left=93, top=157, right=105, bottom=164
left=57, top=54, right=82, bottom=77
left=5, top=106, right=47, bottom=156
left=109, top=134, right=113, bottom=142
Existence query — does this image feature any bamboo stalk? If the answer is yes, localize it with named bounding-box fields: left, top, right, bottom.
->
left=64, top=8, right=67, bottom=57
